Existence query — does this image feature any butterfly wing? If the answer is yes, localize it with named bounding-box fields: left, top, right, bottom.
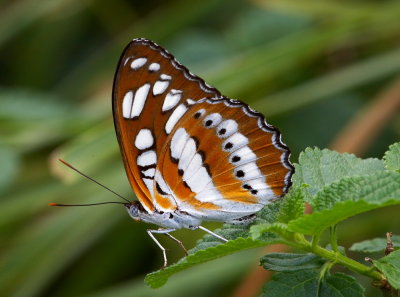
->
left=157, top=97, right=293, bottom=221
left=112, top=38, right=221, bottom=213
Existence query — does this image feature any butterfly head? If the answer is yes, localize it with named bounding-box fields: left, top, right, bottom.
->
left=125, top=200, right=144, bottom=221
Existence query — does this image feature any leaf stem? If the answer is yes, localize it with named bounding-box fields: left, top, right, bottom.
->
left=293, top=233, right=384, bottom=281
left=319, top=261, right=334, bottom=278
left=330, top=225, right=339, bottom=253
left=311, top=233, right=321, bottom=249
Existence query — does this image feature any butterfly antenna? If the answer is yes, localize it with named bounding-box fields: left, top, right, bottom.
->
left=49, top=202, right=126, bottom=207
left=57, top=159, right=131, bottom=204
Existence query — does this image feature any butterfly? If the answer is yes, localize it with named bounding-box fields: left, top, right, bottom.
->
left=111, top=38, right=294, bottom=267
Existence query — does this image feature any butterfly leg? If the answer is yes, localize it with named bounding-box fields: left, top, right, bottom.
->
left=198, top=225, right=228, bottom=242
left=164, top=232, right=188, bottom=256
left=147, top=228, right=176, bottom=268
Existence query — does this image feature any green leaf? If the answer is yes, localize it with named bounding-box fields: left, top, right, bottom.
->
left=293, top=148, right=384, bottom=202
left=250, top=223, right=292, bottom=241
left=277, top=187, right=305, bottom=223
left=194, top=200, right=284, bottom=252
left=289, top=200, right=398, bottom=236
left=350, top=235, right=400, bottom=253
left=145, top=237, right=268, bottom=288
left=190, top=224, right=257, bottom=254
left=146, top=201, right=287, bottom=288
left=373, top=249, right=400, bottom=290
left=312, top=171, right=400, bottom=212
left=384, top=142, right=400, bottom=172
left=262, top=271, right=364, bottom=297
left=261, top=270, right=318, bottom=296
left=145, top=196, right=288, bottom=288
left=288, top=171, right=400, bottom=235
left=260, top=253, right=325, bottom=272
left=256, top=199, right=287, bottom=224
left=319, top=273, right=365, bottom=297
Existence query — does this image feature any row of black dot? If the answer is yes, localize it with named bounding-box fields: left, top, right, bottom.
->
left=242, top=184, right=258, bottom=195
left=192, top=109, right=258, bottom=196
left=194, top=111, right=228, bottom=136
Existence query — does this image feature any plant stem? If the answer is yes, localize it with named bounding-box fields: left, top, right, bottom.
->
left=330, top=225, right=339, bottom=252
left=311, top=233, right=321, bottom=250
left=294, top=234, right=384, bottom=281
left=319, top=261, right=334, bottom=278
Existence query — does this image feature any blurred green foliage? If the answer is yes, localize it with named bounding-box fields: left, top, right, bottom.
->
left=0, top=0, right=399, bottom=296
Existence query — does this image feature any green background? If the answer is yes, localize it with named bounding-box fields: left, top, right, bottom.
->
left=0, top=0, right=399, bottom=296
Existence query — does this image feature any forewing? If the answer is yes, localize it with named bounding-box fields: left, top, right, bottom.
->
left=112, top=38, right=221, bottom=212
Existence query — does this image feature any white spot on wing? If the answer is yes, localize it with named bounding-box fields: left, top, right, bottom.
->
left=203, top=113, right=222, bottom=128
left=130, top=83, right=151, bottom=118
left=229, top=146, right=257, bottom=166
left=160, top=74, right=172, bottom=80
left=153, top=81, right=170, bottom=95
left=124, top=56, right=133, bottom=66
left=193, top=109, right=206, bottom=118
left=222, top=133, right=249, bottom=152
left=244, top=178, right=275, bottom=202
left=153, top=170, right=179, bottom=211
left=216, top=119, right=238, bottom=138
left=195, top=187, right=224, bottom=203
left=142, top=178, right=154, bottom=197
left=142, top=168, right=155, bottom=178
left=178, top=138, right=196, bottom=171
left=186, top=166, right=212, bottom=193
left=137, top=150, right=157, bottom=167
left=131, top=58, right=147, bottom=70
left=170, top=128, right=189, bottom=160
left=154, top=170, right=172, bottom=195
left=186, top=98, right=195, bottom=105
left=134, top=129, right=154, bottom=150
left=183, top=153, right=203, bottom=182
left=162, top=89, right=182, bottom=111
left=148, top=63, right=160, bottom=72
left=122, top=91, right=133, bottom=118
left=235, top=162, right=262, bottom=180
left=165, top=104, right=188, bottom=134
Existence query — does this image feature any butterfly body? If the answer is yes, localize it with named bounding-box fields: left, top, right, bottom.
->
left=112, top=38, right=294, bottom=266
left=126, top=201, right=202, bottom=229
